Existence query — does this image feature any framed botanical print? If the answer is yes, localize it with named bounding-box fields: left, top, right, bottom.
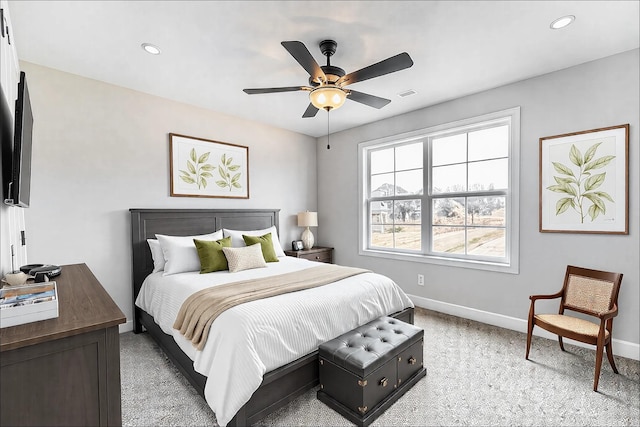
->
left=169, top=133, right=249, bottom=199
left=539, top=124, right=628, bottom=234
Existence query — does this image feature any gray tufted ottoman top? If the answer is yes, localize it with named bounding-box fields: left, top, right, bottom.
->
left=319, top=316, right=423, bottom=377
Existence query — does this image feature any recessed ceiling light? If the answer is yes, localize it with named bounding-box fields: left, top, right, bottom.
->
left=550, top=15, right=575, bottom=30
left=141, top=43, right=161, bottom=55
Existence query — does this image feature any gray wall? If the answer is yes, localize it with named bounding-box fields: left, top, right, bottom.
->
left=20, top=62, right=317, bottom=329
left=317, top=49, right=639, bottom=349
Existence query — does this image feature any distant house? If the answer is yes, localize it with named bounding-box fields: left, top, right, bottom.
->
left=370, top=189, right=390, bottom=232
left=370, top=183, right=422, bottom=231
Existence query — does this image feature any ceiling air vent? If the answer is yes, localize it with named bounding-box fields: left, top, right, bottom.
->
left=397, top=89, right=417, bottom=98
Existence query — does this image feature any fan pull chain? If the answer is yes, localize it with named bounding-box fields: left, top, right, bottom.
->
left=327, top=110, right=331, bottom=150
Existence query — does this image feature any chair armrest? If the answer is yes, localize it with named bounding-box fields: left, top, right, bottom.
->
left=599, top=303, right=619, bottom=321
left=529, top=290, right=563, bottom=301
left=528, top=290, right=563, bottom=319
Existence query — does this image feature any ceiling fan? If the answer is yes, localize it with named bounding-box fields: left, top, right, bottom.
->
left=243, top=40, right=414, bottom=118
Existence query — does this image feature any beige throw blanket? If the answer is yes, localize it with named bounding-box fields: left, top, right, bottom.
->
left=173, top=264, right=370, bottom=350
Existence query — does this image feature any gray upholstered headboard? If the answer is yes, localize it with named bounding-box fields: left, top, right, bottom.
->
left=129, top=208, right=280, bottom=311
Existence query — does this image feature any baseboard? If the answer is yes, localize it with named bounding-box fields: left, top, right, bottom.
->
left=408, top=294, right=640, bottom=361
left=119, top=319, right=134, bottom=334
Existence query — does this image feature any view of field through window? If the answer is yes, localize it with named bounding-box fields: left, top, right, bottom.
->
left=369, top=125, right=508, bottom=257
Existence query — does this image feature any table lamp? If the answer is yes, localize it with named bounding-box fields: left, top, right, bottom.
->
left=297, top=211, right=318, bottom=250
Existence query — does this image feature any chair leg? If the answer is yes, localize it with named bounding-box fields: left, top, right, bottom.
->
left=606, top=343, right=619, bottom=374
left=558, top=336, right=565, bottom=351
left=526, top=302, right=536, bottom=360
left=594, top=342, right=604, bottom=392
left=525, top=322, right=534, bottom=360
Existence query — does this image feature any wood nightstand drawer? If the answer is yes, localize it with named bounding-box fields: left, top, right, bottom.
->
left=284, top=247, right=334, bottom=264
left=299, top=251, right=332, bottom=263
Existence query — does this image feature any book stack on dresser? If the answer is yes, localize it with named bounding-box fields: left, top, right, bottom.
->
left=0, top=281, right=59, bottom=327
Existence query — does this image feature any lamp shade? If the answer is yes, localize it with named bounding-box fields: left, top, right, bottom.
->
left=297, top=211, right=318, bottom=227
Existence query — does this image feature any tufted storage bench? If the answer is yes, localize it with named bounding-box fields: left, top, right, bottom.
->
left=317, top=316, right=426, bottom=426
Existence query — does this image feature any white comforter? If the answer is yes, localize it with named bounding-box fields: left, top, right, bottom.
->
left=135, top=256, right=413, bottom=426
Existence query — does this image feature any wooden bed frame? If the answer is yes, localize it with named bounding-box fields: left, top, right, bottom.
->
left=130, top=208, right=414, bottom=426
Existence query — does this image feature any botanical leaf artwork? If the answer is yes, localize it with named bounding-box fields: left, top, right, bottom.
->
left=216, top=153, right=243, bottom=191
left=179, top=148, right=216, bottom=189
left=170, top=134, right=248, bottom=199
left=546, top=142, right=615, bottom=223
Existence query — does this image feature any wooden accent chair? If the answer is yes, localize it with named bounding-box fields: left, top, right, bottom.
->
left=525, top=265, right=623, bottom=391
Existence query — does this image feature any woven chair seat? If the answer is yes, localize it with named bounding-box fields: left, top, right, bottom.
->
left=535, top=314, right=608, bottom=339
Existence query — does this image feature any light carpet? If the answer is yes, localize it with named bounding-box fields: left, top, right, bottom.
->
left=120, top=308, right=639, bottom=426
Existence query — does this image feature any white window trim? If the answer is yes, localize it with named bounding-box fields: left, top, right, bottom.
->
left=358, top=107, right=520, bottom=274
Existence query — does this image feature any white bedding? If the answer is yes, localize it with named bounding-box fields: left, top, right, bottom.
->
left=135, top=256, right=413, bottom=426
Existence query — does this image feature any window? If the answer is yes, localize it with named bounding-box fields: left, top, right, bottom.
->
left=369, top=142, right=423, bottom=251
left=359, top=107, right=520, bottom=273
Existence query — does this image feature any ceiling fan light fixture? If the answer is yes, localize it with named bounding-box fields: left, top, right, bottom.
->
left=244, top=39, right=414, bottom=118
left=309, top=85, right=347, bottom=111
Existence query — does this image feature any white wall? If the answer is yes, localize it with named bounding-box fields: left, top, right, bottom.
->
left=18, top=62, right=317, bottom=330
left=318, top=49, right=639, bottom=354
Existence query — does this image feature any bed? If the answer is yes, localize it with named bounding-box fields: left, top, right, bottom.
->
left=130, top=208, right=415, bottom=426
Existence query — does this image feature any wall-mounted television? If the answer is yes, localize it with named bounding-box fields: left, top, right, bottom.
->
left=4, top=71, right=33, bottom=208
left=0, top=85, right=13, bottom=196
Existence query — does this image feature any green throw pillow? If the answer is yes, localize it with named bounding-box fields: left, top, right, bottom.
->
left=193, top=236, right=232, bottom=273
left=242, top=233, right=279, bottom=263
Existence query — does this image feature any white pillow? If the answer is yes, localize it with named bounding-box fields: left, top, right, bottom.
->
left=222, top=243, right=267, bottom=273
left=147, top=239, right=165, bottom=273
left=156, top=231, right=223, bottom=275
left=223, top=225, right=285, bottom=257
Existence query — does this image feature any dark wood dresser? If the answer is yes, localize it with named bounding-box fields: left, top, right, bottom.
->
left=284, top=246, right=334, bottom=263
left=0, top=263, right=126, bottom=426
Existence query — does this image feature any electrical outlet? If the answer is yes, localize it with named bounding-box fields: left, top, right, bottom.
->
left=417, top=274, right=424, bottom=286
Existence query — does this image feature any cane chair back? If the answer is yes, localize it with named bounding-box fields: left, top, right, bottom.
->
left=563, top=272, right=618, bottom=316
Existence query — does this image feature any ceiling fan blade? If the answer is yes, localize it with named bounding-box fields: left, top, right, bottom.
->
left=347, top=90, right=391, bottom=109
left=243, top=86, right=308, bottom=94
left=281, top=41, right=326, bottom=84
left=337, top=52, right=414, bottom=86
left=302, top=103, right=319, bottom=118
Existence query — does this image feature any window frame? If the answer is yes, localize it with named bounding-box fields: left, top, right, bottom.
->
left=358, top=107, right=520, bottom=274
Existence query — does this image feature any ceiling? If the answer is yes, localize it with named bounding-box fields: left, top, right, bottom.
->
left=7, top=1, right=639, bottom=138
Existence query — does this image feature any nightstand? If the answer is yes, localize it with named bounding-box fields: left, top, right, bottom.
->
left=285, top=246, right=334, bottom=264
